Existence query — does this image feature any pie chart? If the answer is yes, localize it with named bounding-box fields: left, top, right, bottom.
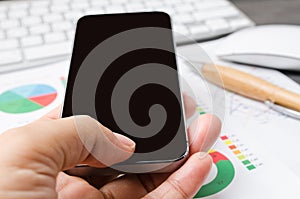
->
left=0, top=84, right=57, bottom=114
left=194, top=150, right=235, bottom=198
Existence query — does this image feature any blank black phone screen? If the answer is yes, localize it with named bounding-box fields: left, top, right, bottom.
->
left=62, top=12, right=188, bottom=163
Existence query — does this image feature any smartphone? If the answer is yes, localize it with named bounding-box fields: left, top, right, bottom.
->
left=62, top=12, right=188, bottom=175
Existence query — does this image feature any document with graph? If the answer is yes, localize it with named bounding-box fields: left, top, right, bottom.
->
left=1, top=42, right=300, bottom=198
left=0, top=61, right=69, bottom=133
left=178, top=40, right=300, bottom=198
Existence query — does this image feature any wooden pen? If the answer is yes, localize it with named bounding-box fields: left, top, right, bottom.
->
left=201, top=64, right=300, bottom=112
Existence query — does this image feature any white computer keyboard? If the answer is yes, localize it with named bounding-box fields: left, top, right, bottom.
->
left=0, top=0, right=254, bottom=73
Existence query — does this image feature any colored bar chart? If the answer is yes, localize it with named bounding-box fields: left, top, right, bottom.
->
left=196, top=106, right=262, bottom=172
left=196, top=106, right=206, bottom=115
left=221, top=135, right=257, bottom=171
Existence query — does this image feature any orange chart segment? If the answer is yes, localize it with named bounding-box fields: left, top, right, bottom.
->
left=29, top=93, right=57, bottom=106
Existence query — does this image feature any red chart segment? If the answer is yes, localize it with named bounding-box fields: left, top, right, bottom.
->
left=29, top=93, right=57, bottom=106
left=210, top=150, right=229, bottom=164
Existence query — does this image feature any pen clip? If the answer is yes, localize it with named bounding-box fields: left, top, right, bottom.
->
left=265, top=100, right=300, bottom=120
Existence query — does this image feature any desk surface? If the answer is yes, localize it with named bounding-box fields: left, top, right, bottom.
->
left=231, top=0, right=300, bottom=84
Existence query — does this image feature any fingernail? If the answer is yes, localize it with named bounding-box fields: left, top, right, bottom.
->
left=199, top=152, right=208, bottom=159
left=73, top=116, right=135, bottom=166
left=115, top=133, right=136, bottom=150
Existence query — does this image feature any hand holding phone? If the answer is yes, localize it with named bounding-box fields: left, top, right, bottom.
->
left=62, top=12, right=188, bottom=175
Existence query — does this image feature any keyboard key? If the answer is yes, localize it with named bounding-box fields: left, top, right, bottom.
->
left=193, top=11, right=211, bottom=21
left=0, top=39, right=19, bottom=50
left=175, top=4, right=194, bottom=13
left=71, top=2, right=90, bottom=10
left=195, top=0, right=229, bottom=10
left=0, top=31, right=5, bottom=40
left=214, top=7, right=240, bottom=18
left=9, top=2, right=29, bottom=10
left=164, top=0, right=182, bottom=5
left=173, top=24, right=189, bottom=35
left=90, top=0, right=110, bottom=7
left=111, top=0, right=128, bottom=3
left=21, top=35, right=43, bottom=47
left=0, top=50, right=22, bottom=65
left=0, top=5, right=8, bottom=12
left=24, top=42, right=72, bottom=61
left=22, top=16, right=42, bottom=26
left=66, top=30, right=75, bottom=41
left=125, top=7, right=143, bottom=13
left=52, top=22, right=73, bottom=31
left=194, top=7, right=239, bottom=21
left=189, top=25, right=210, bottom=34
left=145, top=1, right=164, bottom=8
left=153, top=7, right=175, bottom=15
left=84, top=8, right=105, bottom=15
left=30, top=24, right=51, bottom=34
left=212, top=0, right=231, bottom=6
left=31, top=1, right=50, bottom=8
left=7, top=27, right=28, bottom=38
left=52, top=0, right=71, bottom=3
left=30, top=7, right=49, bottom=16
left=0, top=12, right=6, bottom=20
left=229, top=18, right=253, bottom=29
left=43, top=14, right=63, bottom=23
left=174, top=14, right=195, bottom=24
left=44, top=32, right=66, bottom=43
left=125, top=3, right=144, bottom=9
left=51, top=4, right=69, bottom=13
left=64, top=11, right=84, bottom=21
left=205, top=18, right=231, bottom=33
left=8, top=9, right=28, bottom=18
left=105, top=6, right=126, bottom=14
left=1, top=19, right=20, bottom=29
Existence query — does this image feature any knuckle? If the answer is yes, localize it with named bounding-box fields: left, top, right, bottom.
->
left=99, top=189, right=116, bottom=199
left=142, top=195, right=157, bottom=199
left=167, top=179, right=189, bottom=199
left=142, top=178, right=189, bottom=199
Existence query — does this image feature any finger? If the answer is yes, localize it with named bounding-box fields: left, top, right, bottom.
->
left=56, top=172, right=103, bottom=199
left=188, top=114, right=221, bottom=153
left=88, top=114, right=221, bottom=191
left=183, top=93, right=196, bottom=119
left=152, top=115, right=220, bottom=190
left=153, top=114, right=221, bottom=174
left=74, top=117, right=135, bottom=168
left=41, top=105, right=62, bottom=120
left=143, top=152, right=212, bottom=199
left=1, top=115, right=135, bottom=174
left=96, top=115, right=220, bottom=197
left=98, top=152, right=212, bottom=199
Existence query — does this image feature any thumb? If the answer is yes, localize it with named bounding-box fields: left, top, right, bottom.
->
left=71, top=115, right=136, bottom=169
left=0, top=115, right=135, bottom=175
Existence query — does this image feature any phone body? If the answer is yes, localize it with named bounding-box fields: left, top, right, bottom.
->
left=62, top=12, right=188, bottom=175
